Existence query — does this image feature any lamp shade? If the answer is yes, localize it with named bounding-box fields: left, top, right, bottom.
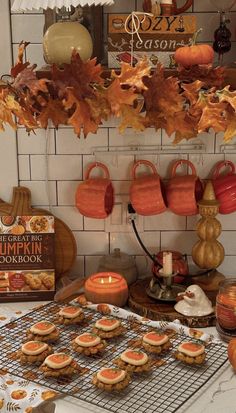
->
left=12, top=0, right=114, bottom=11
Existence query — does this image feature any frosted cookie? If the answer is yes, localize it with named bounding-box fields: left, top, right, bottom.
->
left=71, top=333, right=107, bottom=356
left=92, top=317, right=125, bottom=339
left=56, top=306, right=85, bottom=325
left=19, top=341, right=52, bottom=365
left=26, top=321, right=60, bottom=343
left=92, top=368, right=131, bottom=392
left=142, top=332, right=171, bottom=354
left=39, top=353, right=80, bottom=378
left=174, top=342, right=206, bottom=365
left=113, top=349, right=153, bottom=373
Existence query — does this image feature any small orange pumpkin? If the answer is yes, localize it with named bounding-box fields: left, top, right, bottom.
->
left=174, top=29, right=214, bottom=68
left=227, top=338, right=236, bottom=371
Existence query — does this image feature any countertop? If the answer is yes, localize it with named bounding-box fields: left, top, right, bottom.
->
left=1, top=301, right=235, bottom=413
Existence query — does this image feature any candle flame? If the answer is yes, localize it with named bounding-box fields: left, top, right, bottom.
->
left=109, top=276, right=112, bottom=283
left=100, top=278, right=104, bottom=284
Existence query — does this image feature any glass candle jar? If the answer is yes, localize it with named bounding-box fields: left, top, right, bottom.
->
left=160, top=0, right=174, bottom=16
left=216, top=279, right=236, bottom=331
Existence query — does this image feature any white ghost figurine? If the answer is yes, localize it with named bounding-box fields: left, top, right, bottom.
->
left=174, top=284, right=214, bottom=317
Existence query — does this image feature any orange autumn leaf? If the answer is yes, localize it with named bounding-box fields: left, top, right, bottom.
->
left=144, top=65, right=184, bottom=116
left=118, top=103, right=145, bottom=133
left=172, top=112, right=198, bottom=143
left=0, top=93, right=17, bottom=130
left=37, top=98, right=68, bottom=129
left=63, top=90, right=100, bottom=137
left=217, top=86, right=236, bottom=111
left=6, top=94, right=37, bottom=131
left=182, top=80, right=205, bottom=106
left=198, top=97, right=228, bottom=133
left=177, top=64, right=226, bottom=89
left=12, top=66, right=49, bottom=96
left=111, top=58, right=151, bottom=90
left=104, top=78, right=138, bottom=116
left=11, top=41, right=30, bottom=78
left=51, top=51, right=104, bottom=100
left=223, top=110, right=236, bottom=142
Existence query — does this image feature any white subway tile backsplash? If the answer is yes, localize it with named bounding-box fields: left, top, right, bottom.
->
left=30, top=155, right=82, bottom=180
left=218, top=256, right=236, bottom=277
left=57, top=181, right=80, bottom=206
left=17, top=129, right=55, bottom=155
left=144, top=212, right=186, bottom=231
left=109, top=127, right=161, bottom=146
left=84, top=218, right=105, bottom=231
left=52, top=206, right=83, bottom=231
left=56, top=128, right=108, bottom=155
left=18, top=155, right=30, bottom=180
left=110, top=231, right=161, bottom=255
left=85, top=256, right=102, bottom=276
left=161, top=231, right=198, bottom=254
left=11, top=14, right=44, bottom=43
left=70, top=256, right=85, bottom=278
left=219, top=231, right=236, bottom=255
left=19, top=180, right=57, bottom=206
left=74, top=231, right=109, bottom=255
left=25, top=43, right=45, bottom=69
left=189, top=154, right=224, bottom=179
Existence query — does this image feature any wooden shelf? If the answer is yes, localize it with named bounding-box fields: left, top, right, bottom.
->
left=36, top=64, right=236, bottom=88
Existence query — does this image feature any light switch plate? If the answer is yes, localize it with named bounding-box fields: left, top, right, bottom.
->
left=105, top=195, right=144, bottom=233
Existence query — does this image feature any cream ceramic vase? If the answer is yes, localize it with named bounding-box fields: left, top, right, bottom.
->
left=43, top=21, right=93, bottom=65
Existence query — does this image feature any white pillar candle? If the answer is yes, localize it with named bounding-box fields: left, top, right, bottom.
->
left=163, top=251, right=173, bottom=275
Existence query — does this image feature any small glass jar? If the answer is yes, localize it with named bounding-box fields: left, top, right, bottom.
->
left=216, top=279, right=236, bottom=334
left=160, top=0, right=174, bottom=16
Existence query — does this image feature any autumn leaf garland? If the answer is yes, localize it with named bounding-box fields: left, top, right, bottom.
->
left=0, top=42, right=236, bottom=142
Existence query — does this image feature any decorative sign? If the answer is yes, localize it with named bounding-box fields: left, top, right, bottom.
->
left=0, top=215, right=55, bottom=302
left=108, top=14, right=196, bottom=68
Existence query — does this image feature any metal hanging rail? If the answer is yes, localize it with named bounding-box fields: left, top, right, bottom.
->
left=92, top=142, right=206, bottom=155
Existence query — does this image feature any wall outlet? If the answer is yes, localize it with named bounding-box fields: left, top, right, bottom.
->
left=105, top=195, right=144, bottom=233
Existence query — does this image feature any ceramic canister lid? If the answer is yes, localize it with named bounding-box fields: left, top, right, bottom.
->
left=99, top=248, right=136, bottom=271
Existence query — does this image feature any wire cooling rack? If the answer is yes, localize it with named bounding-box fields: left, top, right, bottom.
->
left=0, top=301, right=228, bottom=413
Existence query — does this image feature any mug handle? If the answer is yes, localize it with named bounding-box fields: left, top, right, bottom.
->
left=85, top=162, right=110, bottom=180
left=131, top=160, right=158, bottom=180
left=171, top=159, right=197, bottom=178
left=212, top=160, right=236, bottom=179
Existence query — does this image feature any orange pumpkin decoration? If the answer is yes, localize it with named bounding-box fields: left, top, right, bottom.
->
left=174, top=29, right=214, bottom=68
left=227, top=338, right=236, bottom=371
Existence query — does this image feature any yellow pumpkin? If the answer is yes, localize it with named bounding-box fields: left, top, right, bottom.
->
left=196, top=217, right=222, bottom=241
left=192, top=240, right=224, bottom=269
left=227, top=338, right=236, bottom=371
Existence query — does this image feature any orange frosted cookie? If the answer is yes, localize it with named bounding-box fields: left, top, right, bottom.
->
left=92, top=317, right=125, bottom=339
left=19, top=341, right=52, bottom=365
left=39, top=353, right=80, bottom=378
left=174, top=342, right=206, bottom=365
left=26, top=321, right=60, bottom=343
left=142, top=332, right=171, bottom=354
left=92, top=367, right=131, bottom=392
left=72, top=332, right=107, bottom=356
left=113, top=349, right=153, bottom=373
left=56, top=306, right=85, bottom=325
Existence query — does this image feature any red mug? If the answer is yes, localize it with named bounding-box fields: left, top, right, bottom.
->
left=130, top=160, right=167, bottom=216
left=75, top=162, right=114, bottom=219
left=212, top=160, right=236, bottom=214
left=166, top=159, right=204, bottom=216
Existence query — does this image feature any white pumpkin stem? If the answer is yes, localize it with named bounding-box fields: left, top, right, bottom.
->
left=190, top=28, right=203, bottom=46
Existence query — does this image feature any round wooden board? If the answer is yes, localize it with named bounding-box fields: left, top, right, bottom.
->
left=128, top=278, right=216, bottom=328
left=0, top=187, right=77, bottom=279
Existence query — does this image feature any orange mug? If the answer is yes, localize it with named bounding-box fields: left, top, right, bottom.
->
left=75, top=162, right=114, bottom=219
left=166, top=159, right=204, bottom=216
left=130, top=160, right=167, bottom=216
left=212, top=160, right=236, bottom=214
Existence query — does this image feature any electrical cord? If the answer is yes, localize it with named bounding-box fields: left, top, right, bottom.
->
left=128, top=204, right=214, bottom=279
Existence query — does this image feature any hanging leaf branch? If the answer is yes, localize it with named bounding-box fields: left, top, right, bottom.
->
left=0, top=42, right=235, bottom=142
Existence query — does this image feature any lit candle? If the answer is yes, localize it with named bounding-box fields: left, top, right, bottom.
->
left=163, top=251, right=172, bottom=275
left=84, top=272, right=128, bottom=307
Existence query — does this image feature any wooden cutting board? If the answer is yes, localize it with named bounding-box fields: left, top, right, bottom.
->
left=0, top=186, right=77, bottom=279
left=128, top=278, right=216, bottom=328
